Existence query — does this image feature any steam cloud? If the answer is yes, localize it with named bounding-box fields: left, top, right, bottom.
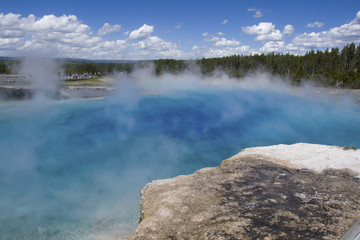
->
left=1, top=65, right=360, bottom=239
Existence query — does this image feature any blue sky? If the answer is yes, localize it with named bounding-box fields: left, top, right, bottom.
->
left=1, top=0, right=360, bottom=60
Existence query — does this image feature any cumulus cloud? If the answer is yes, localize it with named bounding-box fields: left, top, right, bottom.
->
left=248, top=8, right=263, bottom=18
left=242, top=22, right=282, bottom=41
left=0, top=13, right=101, bottom=57
left=204, top=36, right=220, bottom=42
left=0, top=13, right=91, bottom=38
left=291, top=10, right=360, bottom=49
left=192, top=45, right=251, bottom=58
left=221, top=19, right=228, bottom=24
left=242, top=22, right=274, bottom=35
left=203, top=34, right=240, bottom=47
left=2, top=10, right=359, bottom=60
left=128, top=24, right=154, bottom=40
left=130, top=36, right=182, bottom=59
left=208, top=46, right=251, bottom=57
left=0, top=13, right=184, bottom=60
left=132, top=36, right=174, bottom=50
left=192, top=45, right=199, bottom=51
left=260, top=41, right=285, bottom=53
left=214, top=38, right=240, bottom=47
left=242, top=22, right=296, bottom=53
left=97, top=23, right=121, bottom=36
left=306, top=21, right=325, bottom=28
left=283, top=24, right=294, bottom=35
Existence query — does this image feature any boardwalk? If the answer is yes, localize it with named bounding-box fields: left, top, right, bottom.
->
left=0, top=74, right=28, bottom=84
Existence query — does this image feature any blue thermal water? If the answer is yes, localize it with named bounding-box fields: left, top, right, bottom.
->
left=0, top=88, right=360, bottom=239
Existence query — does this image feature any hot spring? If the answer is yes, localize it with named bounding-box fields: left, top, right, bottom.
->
left=1, top=74, right=360, bottom=239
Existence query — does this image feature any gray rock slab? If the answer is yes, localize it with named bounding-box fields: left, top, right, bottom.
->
left=127, top=154, right=360, bottom=239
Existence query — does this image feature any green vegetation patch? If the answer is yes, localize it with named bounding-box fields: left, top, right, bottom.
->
left=343, top=146, right=357, bottom=150
left=62, top=77, right=107, bottom=86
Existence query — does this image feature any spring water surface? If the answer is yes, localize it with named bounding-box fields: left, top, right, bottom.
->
left=1, top=86, right=360, bottom=239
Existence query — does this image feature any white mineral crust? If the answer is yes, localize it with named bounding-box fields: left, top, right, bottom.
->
left=234, top=143, right=360, bottom=176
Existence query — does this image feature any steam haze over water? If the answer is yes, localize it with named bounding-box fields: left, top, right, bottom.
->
left=1, top=72, right=360, bottom=239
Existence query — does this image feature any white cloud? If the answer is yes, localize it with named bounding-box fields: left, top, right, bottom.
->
left=291, top=10, right=360, bottom=49
left=204, top=36, right=220, bottom=42
left=260, top=41, right=285, bottom=53
left=132, top=36, right=175, bottom=51
left=129, top=24, right=154, bottom=40
left=0, top=12, right=294, bottom=59
left=255, top=30, right=282, bottom=41
left=242, top=22, right=297, bottom=54
left=192, top=45, right=251, bottom=58
left=174, top=23, right=182, bottom=29
left=0, top=13, right=92, bottom=40
left=221, top=19, right=228, bottom=24
left=2, top=10, right=360, bottom=60
left=0, top=37, right=22, bottom=47
left=306, top=21, right=325, bottom=28
left=285, top=43, right=308, bottom=54
left=97, top=23, right=121, bottom=36
left=248, top=8, right=263, bottom=18
left=242, top=22, right=274, bottom=35
left=214, top=37, right=240, bottom=47
left=0, top=13, right=100, bottom=57
left=242, top=22, right=282, bottom=41
left=201, top=33, right=241, bottom=51
left=283, top=24, right=294, bottom=35
left=127, top=35, right=184, bottom=59
left=0, top=13, right=184, bottom=60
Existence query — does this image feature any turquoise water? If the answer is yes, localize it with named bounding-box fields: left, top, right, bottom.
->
left=1, top=87, right=360, bottom=239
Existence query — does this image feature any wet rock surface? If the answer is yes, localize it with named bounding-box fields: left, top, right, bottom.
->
left=127, top=154, right=360, bottom=240
left=0, top=86, right=114, bottom=100
left=0, top=87, right=33, bottom=100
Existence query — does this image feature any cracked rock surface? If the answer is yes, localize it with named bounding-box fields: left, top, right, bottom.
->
left=126, top=144, right=360, bottom=240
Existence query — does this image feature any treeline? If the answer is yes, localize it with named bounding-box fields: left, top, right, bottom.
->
left=0, top=61, right=11, bottom=74
left=153, top=42, right=360, bottom=88
left=61, top=62, right=134, bottom=75
left=0, top=60, right=135, bottom=76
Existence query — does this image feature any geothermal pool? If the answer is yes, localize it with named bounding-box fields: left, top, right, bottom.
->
left=1, top=81, right=360, bottom=239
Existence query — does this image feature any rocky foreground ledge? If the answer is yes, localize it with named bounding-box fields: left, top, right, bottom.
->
left=126, top=143, right=360, bottom=240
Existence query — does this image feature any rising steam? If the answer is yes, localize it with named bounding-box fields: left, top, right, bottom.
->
left=18, top=57, right=61, bottom=99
